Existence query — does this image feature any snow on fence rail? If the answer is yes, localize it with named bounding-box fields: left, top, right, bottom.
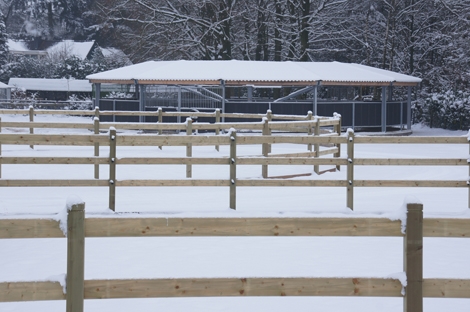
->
left=0, top=125, right=468, bottom=210
left=0, top=202, right=469, bottom=312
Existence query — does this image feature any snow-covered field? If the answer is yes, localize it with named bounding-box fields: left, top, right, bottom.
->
left=0, top=113, right=469, bottom=311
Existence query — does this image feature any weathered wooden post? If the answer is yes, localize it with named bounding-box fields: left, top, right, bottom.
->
left=66, top=201, right=85, bottom=312
left=93, top=109, right=100, bottom=179
left=404, top=202, right=423, bottom=312
left=109, top=128, right=117, bottom=211
left=314, top=118, right=320, bottom=174
left=29, top=106, right=34, bottom=149
left=158, top=107, right=163, bottom=150
left=346, top=130, right=354, bottom=210
left=186, top=118, right=193, bottom=178
left=230, top=130, right=237, bottom=209
left=262, top=118, right=269, bottom=178
left=334, top=113, right=342, bottom=171
left=215, top=109, right=220, bottom=151
left=307, top=111, right=313, bottom=151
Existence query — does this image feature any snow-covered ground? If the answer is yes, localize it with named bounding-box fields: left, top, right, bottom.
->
left=0, top=113, right=469, bottom=311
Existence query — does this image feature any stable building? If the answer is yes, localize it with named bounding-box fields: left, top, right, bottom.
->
left=86, top=60, right=422, bottom=132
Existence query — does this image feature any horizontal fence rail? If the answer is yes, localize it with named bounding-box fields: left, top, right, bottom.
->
left=0, top=127, right=468, bottom=210
left=1, top=202, right=469, bottom=312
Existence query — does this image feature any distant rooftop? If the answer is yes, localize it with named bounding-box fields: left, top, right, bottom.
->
left=9, top=78, right=92, bottom=92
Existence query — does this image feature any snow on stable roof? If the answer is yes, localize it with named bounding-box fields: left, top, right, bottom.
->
left=87, top=60, right=421, bottom=87
left=8, top=78, right=92, bottom=92
left=0, top=82, right=12, bottom=89
left=47, top=40, right=96, bottom=60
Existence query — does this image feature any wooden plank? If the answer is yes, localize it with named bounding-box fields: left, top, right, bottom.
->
left=84, top=217, right=403, bottom=237
left=318, top=119, right=341, bottom=126
left=116, top=180, right=231, bottom=187
left=31, top=109, right=94, bottom=116
left=66, top=203, right=85, bottom=312
left=192, top=123, right=263, bottom=131
left=404, top=203, right=423, bottom=312
left=423, top=279, right=470, bottom=298
left=101, top=122, right=186, bottom=130
left=236, top=157, right=347, bottom=166
left=115, top=135, right=230, bottom=146
left=355, top=158, right=468, bottom=166
left=236, top=136, right=347, bottom=145
left=83, top=277, right=402, bottom=299
left=355, top=180, right=467, bottom=187
left=1, top=121, right=92, bottom=129
left=0, top=282, right=65, bottom=302
left=236, top=179, right=347, bottom=187
left=0, top=157, right=109, bottom=165
left=0, top=134, right=109, bottom=146
left=0, top=219, right=64, bottom=238
left=0, top=179, right=109, bottom=187
left=355, top=136, right=467, bottom=144
left=268, top=151, right=317, bottom=158
left=318, top=147, right=339, bottom=157
left=423, top=219, right=470, bottom=237
left=117, top=157, right=230, bottom=165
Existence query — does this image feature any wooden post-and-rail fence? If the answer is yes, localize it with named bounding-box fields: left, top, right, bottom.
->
left=1, top=201, right=470, bottom=312
left=0, top=126, right=469, bottom=211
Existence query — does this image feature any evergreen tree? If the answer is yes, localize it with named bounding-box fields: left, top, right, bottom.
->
left=0, top=10, right=8, bottom=67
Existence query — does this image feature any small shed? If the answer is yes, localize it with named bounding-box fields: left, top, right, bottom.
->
left=8, top=78, right=92, bottom=101
left=87, top=60, right=422, bottom=131
left=0, top=82, right=12, bottom=100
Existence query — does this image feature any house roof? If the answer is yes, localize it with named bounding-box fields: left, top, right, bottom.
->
left=8, top=78, right=92, bottom=92
left=6, top=39, right=48, bottom=56
left=0, top=82, right=12, bottom=89
left=87, top=60, right=422, bottom=87
left=46, top=40, right=96, bottom=60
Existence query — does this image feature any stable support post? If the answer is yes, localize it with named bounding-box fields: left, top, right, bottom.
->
left=158, top=107, right=163, bottom=150
left=346, top=130, right=354, bottom=210
left=139, top=85, right=146, bottom=123
left=266, top=110, right=272, bottom=153
left=404, top=203, right=423, bottom=312
left=381, top=86, right=387, bottom=132
left=109, top=128, right=117, bottom=211
left=93, top=113, right=100, bottom=179
left=313, top=85, right=318, bottom=116
left=215, top=109, right=220, bottom=151
left=186, top=118, right=192, bottom=178
left=29, top=106, right=34, bottom=149
left=221, top=80, right=226, bottom=123
left=177, top=87, right=182, bottom=124
left=314, top=118, right=320, bottom=174
left=66, top=201, right=85, bottom=312
left=407, top=86, right=412, bottom=130
left=94, top=83, right=101, bottom=108
left=262, top=118, right=269, bottom=178
left=229, top=130, right=237, bottom=209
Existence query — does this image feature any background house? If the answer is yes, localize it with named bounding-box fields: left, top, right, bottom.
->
left=0, top=82, right=12, bottom=100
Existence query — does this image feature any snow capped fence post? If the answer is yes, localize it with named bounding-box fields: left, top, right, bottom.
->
left=334, top=114, right=342, bottom=171
left=229, top=130, right=237, bottom=209
left=29, top=106, right=34, bottom=149
left=404, top=203, right=423, bottom=312
left=346, top=130, right=355, bottom=210
left=262, top=118, right=270, bottom=178
left=66, top=201, right=85, bottom=312
left=158, top=107, right=163, bottom=150
left=186, top=118, right=193, bottom=178
left=314, top=118, right=320, bottom=175
left=307, top=111, right=313, bottom=151
left=93, top=114, right=100, bottom=179
left=109, top=128, right=117, bottom=211
left=215, top=109, right=220, bottom=151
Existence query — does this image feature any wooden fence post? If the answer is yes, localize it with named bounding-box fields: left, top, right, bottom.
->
left=93, top=115, right=100, bottom=179
left=0, top=117, right=2, bottom=178
left=334, top=114, right=342, bottom=171
left=29, top=106, right=34, bottom=149
left=262, top=118, right=269, bottom=178
left=215, top=109, right=220, bottom=151
left=186, top=118, right=192, bottom=178
left=230, top=130, right=237, bottom=209
left=346, top=130, right=354, bottom=210
left=404, top=203, right=423, bottom=312
left=66, top=202, right=85, bottom=312
left=109, top=128, right=117, bottom=211
left=314, top=118, right=320, bottom=174
left=307, top=111, right=313, bottom=151
left=266, top=110, right=272, bottom=153
left=158, top=107, right=163, bottom=150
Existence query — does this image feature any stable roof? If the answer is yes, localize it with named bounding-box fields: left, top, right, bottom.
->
left=0, top=82, right=12, bottom=89
left=87, top=60, right=421, bottom=87
left=8, top=78, right=92, bottom=92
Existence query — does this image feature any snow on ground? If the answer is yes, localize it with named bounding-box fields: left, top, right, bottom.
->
left=0, top=114, right=469, bottom=311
